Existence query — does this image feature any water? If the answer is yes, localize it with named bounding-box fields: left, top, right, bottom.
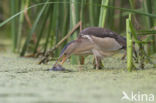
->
left=0, top=51, right=156, bottom=103
left=0, top=38, right=156, bottom=103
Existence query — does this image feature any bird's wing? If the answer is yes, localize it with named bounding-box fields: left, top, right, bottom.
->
left=80, top=27, right=118, bottom=38
left=80, top=27, right=126, bottom=49
left=91, top=36, right=122, bottom=51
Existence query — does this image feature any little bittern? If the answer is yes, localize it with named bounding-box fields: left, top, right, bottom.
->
left=54, top=27, right=126, bottom=70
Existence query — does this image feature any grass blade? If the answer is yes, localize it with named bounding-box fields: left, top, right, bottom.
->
left=99, top=0, right=109, bottom=27
left=2, top=1, right=156, bottom=28
left=20, top=0, right=49, bottom=56
left=17, top=1, right=25, bottom=51
left=33, top=6, right=50, bottom=54
left=44, top=9, right=53, bottom=54
left=10, top=0, right=17, bottom=51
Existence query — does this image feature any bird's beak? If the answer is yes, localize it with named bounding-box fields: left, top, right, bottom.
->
left=60, top=55, right=67, bottom=65
left=54, top=54, right=68, bottom=66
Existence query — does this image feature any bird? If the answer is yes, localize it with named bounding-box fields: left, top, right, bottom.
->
left=54, top=27, right=126, bottom=70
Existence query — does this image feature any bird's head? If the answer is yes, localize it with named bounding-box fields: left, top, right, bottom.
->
left=54, top=40, right=78, bottom=65
left=54, top=37, right=93, bottom=66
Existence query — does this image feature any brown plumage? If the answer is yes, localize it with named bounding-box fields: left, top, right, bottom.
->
left=79, top=27, right=126, bottom=49
left=53, top=27, right=127, bottom=70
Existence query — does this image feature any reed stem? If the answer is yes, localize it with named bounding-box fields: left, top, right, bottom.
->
left=126, top=14, right=133, bottom=72
left=99, top=0, right=109, bottom=27
left=10, top=0, right=17, bottom=51
left=70, top=0, right=79, bottom=64
left=17, top=1, right=25, bottom=51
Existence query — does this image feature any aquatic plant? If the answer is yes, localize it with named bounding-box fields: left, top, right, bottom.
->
left=0, top=0, right=156, bottom=70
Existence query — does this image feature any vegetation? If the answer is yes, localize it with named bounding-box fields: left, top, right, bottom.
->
left=1, top=1, right=156, bottom=103
left=0, top=0, right=156, bottom=70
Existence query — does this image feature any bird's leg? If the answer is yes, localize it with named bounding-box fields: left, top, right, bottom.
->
left=92, top=50, right=101, bottom=70
left=98, top=59, right=104, bottom=69
left=78, top=56, right=85, bottom=72
left=93, top=58, right=103, bottom=69
left=94, top=55, right=100, bottom=70
left=80, top=56, right=85, bottom=65
left=93, top=58, right=96, bottom=68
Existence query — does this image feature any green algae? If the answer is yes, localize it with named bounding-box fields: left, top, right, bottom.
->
left=0, top=52, right=156, bottom=103
left=0, top=38, right=156, bottom=103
